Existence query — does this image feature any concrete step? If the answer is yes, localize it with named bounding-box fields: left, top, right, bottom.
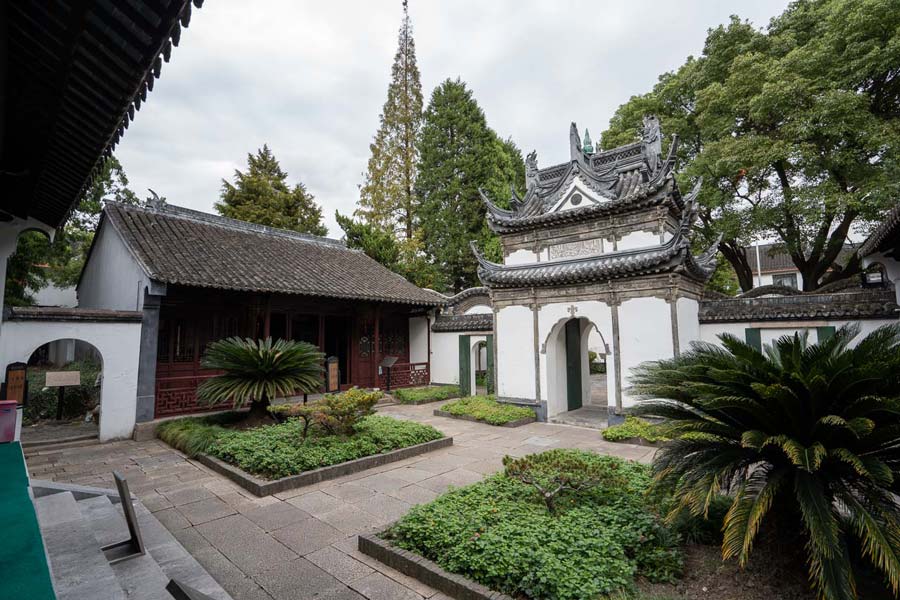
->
left=35, top=492, right=126, bottom=600
left=23, top=435, right=100, bottom=454
left=78, top=495, right=173, bottom=600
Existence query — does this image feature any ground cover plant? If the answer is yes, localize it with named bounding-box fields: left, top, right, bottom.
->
left=440, top=395, right=534, bottom=425
left=393, top=385, right=459, bottom=404
left=158, top=389, right=443, bottom=480
left=386, top=449, right=682, bottom=599
left=602, top=416, right=670, bottom=444
left=632, top=324, right=900, bottom=600
left=24, top=360, right=101, bottom=424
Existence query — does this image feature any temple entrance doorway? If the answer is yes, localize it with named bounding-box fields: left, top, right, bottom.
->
left=546, top=316, right=610, bottom=429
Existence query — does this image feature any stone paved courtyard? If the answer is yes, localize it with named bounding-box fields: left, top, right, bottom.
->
left=25, top=402, right=655, bottom=600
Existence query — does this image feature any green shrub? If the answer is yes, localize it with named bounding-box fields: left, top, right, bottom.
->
left=632, top=323, right=900, bottom=600
left=156, top=412, right=245, bottom=456
left=387, top=449, right=681, bottom=599
left=441, top=396, right=534, bottom=425
left=270, top=388, right=382, bottom=437
left=393, top=385, right=459, bottom=404
left=210, top=415, right=443, bottom=479
left=602, top=416, right=670, bottom=443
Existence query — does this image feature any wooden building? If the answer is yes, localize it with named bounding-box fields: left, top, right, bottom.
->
left=77, top=201, right=441, bottom=420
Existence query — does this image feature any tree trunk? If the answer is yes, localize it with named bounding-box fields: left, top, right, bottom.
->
left=718, top=239, right=755, bottom=292
left=249, top=392, right=270, bottom=420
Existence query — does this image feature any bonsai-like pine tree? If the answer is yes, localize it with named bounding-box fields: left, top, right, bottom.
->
left=197, top=337, right=324, bottom=419
left=631, top=324, right=900, bottom=600
left=216, top=145, right=327, bottom=236
left=357, top=0, right=423, bottom=240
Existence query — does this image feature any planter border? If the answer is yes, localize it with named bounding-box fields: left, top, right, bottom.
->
left=196, top=436, right=453, bottom=497
left=359, top=532, right=515, bottom=600
left=603, top=436, right=667, bottom=448
left=395, top=395, right=460, bottom=406
left=433, top=409, right=535, bottom=428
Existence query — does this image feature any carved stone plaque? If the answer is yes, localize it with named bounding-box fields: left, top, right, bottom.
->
left=548, top=238, right=604, bottom=260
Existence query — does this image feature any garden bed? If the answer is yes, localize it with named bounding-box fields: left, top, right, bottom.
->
left=157, top=411, right=449, bottom=496
left=435, top=396, right=536, bottom=427
left=392, top=385, right=459, bottom=405
left=374, top=449, right=683, bottom=600
left=601, top=416, right=669, bottom=447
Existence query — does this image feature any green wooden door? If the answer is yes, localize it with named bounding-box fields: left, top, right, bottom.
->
left=458, top=335, right=471, bottom=396
left=565, top=320, right=582, bottom=411
left=485, top=335, right=494, bottom=394
left=745, top=328, right=762, bottom=352
left=816, top=326, right=836, bottom=343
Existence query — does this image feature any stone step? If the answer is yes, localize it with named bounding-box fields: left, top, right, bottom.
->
left=34, top=492, right=126, bottom=600
left=78, top=495, right=173, bottom=600
left=23, top=435, right=101, bottom=454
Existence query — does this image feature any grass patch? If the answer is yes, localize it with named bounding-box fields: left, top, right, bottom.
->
left=393, top=385, right=459, bottom=404
left=385, top=449, right=681, bottom=600
left=158, top=413, right=443, bottom=480
left=602, top=416, right=670, bottom=443
left=440, top=396, right=534, bottom=425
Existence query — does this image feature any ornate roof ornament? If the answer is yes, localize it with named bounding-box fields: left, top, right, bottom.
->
left=525, top=150, right=539, bottom=191
left=641, top=115, right=663, bottom=174
left=583, top=129, right=594, bottom=154
left=569, top=122, right=587, bottom=164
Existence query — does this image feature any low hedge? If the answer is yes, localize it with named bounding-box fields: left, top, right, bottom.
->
left=393, top=385, right=459, bottom=404
left=602, top=416, right=670, bottom=444
left=385, top=449, right=681, bottom=600
left=440, top=396, right=534, bottom=425
left=158, top=413, right=443, bottom=480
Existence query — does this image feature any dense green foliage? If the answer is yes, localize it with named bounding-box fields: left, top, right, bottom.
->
left=440, top=396, right=534, bottom=425
left=216, top=145, right=327, bottom=236
left=387, top=450, right=681, bottom=599
left=602, top=416, right=670, bottom=444
left=214, top=415, right=442, bottom=479
left=357, top=1, right=423, bottom=241
left=632, top=323, right=900, bottom=600
left=198, top=337, right=324, bottom=416
left=602, top=0, right=900, bottom=291
left=158, top=412, right=442, bottom=480
left=23, top=361, right=102, bottom=424
left=416, top=79, right=525, bottom=291
left=393, top=385, right=459, bottom=404
left=5, top=156, right=140, bottom=306
left=269, top=388, right=382, bottom=437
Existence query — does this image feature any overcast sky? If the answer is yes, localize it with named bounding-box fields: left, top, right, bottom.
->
left=116, top=0, right=790, bottom=237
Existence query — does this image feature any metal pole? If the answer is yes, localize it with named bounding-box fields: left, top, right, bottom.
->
left=754, top=243, right=763, bottom=288
left=56, top=386, right=65, bottom=420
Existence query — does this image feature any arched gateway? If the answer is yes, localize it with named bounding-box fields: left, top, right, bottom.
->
left=473, top=118, right=717, bottom=420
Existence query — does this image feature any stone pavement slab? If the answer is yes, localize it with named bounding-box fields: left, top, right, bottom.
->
left=27, top=402, right=655, bottom=600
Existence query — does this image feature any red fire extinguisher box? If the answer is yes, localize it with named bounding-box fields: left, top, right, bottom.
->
left=0, top=401, right=18, bottom=443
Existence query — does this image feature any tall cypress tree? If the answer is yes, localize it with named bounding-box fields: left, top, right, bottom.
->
left=416, top=78, right=524, bottom=291
left=357, top=0, right=423, bottom=240
left=216, top=145, right=327, bottom=236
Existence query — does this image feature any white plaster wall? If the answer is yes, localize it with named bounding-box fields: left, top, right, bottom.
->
left=33, top=284, right=78, bottom=307
left=78, top=224, right=151, bottom=311
left=408, top=317, right=429, bottom=364
left=862, top=251, right=900, bottom=304
left=676, top=298, right=700, bottom=352
left=616, top=230, right=661, bottom=252
left=430, top=330, right=488, bottom=386
left=496, top=305, right=536, bottom=400
left=699, top=319, right=897, bottom=348
left=537, top=301, right=613, bottom=418
left=469, top=336, right=488, bottom=393
left=0, top=320, right=142, bottom=441
left=505, top=249, right=539, bottom=265
left=464, top=305, right=492, bottom=315
left=617, top=297, right=674, bottom=408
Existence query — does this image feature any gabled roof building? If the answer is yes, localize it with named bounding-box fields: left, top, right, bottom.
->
left=473, top=117, right=717, bottom=419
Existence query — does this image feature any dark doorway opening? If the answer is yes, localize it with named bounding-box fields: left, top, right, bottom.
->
left=324, top=316, right=350, bottom=386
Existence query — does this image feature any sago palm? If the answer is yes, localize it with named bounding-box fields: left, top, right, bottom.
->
left=198, top=337, right=324, bottom=418
left=631, top=323, right=900, bottom=600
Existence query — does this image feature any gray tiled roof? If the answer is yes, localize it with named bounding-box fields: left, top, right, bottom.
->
left=698, top=289, right=898, bottom=323
left=743, top=243, right=856, bottom=273
left=860, top=202, right=900, bottom=258
left=100, top=202, right=443, bottom=306
left=432, top=313, right=494, bottom=332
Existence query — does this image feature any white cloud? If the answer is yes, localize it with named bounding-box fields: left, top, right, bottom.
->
left=116, top=0, right=790, bottom=237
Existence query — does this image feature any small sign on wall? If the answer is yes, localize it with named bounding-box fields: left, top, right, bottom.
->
left=46, top=371, right=81, bottom=387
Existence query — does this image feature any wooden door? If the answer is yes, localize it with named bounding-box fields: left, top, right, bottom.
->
left=565, top=320, right=582, bottom=411
left=458, top=335, right=471, bottom=396
left=485, top=335, right=494, bottom=395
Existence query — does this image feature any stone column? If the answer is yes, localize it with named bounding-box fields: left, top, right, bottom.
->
left=135, top=293, right=163, bottom=423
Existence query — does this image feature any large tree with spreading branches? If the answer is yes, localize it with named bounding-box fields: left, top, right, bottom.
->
left=602, top=0, right=900, bottom=291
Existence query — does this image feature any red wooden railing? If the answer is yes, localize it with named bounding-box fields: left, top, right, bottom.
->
left=154, top=372, right=230, bottom=417
left=377, top=362, right=430, bottom=390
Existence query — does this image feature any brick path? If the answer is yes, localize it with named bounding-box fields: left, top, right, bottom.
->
left=26, top=403, right=655, bottom=600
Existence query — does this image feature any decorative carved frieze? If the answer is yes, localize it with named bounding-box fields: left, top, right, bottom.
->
left=548, top=238, right=605, bottom=260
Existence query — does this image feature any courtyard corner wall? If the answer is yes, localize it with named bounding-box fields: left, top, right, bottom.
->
left=496, top=305, right=536, bottom=401
left=78, top=220, right=151, bottom=311
left=408, top=317, right=429, bottom=364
